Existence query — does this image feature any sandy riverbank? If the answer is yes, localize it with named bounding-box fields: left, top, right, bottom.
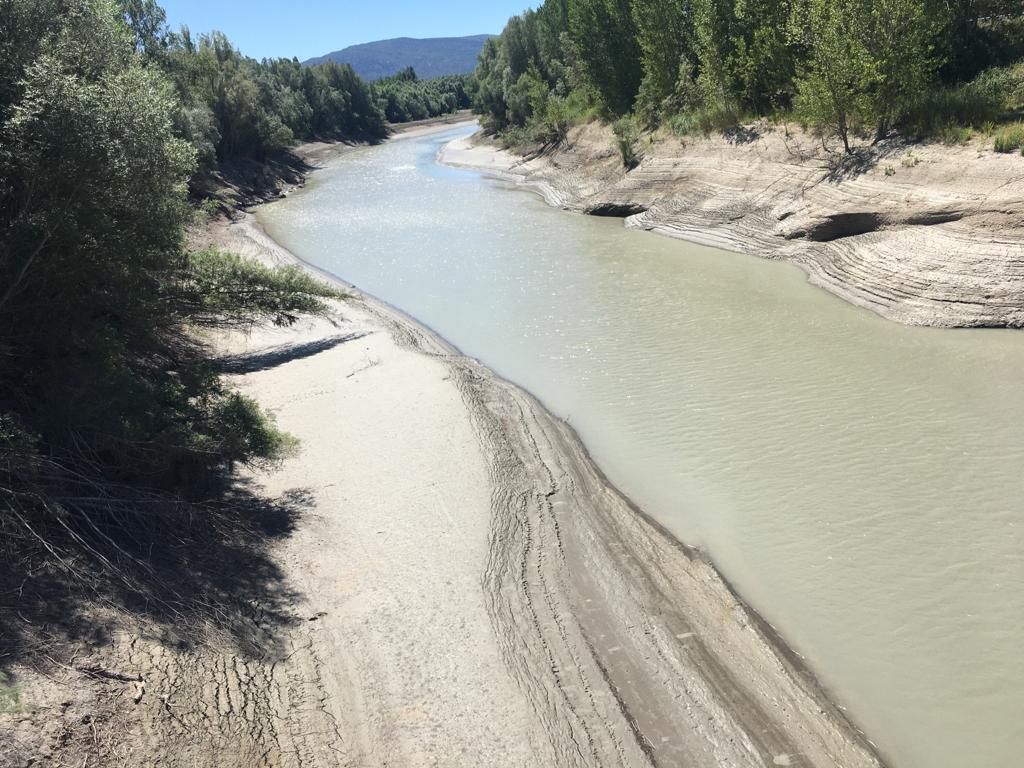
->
left=2, top=122, right=886, bottom=768
left=194, top=209, right=889, bottom=767
left=440, top=123, right=1024, bottom=328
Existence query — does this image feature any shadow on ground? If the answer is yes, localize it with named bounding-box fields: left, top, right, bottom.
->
left=215, top=332, right=370, bottom=374
left=0, top=476, right=313, bottom=674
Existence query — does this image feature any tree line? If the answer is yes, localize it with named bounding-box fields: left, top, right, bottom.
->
left=372, top=68, right=472, bottom=124
left=0, top=0, right=402, bottom=602
left=471, top=0, right=1024, bottom=152
left=120, top=2, right=469, bottom=179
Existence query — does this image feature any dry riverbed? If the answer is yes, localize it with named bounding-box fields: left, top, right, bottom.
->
left=2, top=122, right=888, bottom=767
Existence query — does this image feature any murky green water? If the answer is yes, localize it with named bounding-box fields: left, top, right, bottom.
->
left=258, top=125, right=1024, bottom=768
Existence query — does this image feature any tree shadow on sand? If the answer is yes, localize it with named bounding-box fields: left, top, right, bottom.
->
left=214, top=332, right=370, bottom=375
left=0, top=476, right=313, bottom=673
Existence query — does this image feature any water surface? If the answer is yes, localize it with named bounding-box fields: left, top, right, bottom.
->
left=258, top=125, right=1024, bottom=768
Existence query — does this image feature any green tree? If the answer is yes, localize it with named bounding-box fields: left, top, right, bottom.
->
left=790, top=0, right=873, bottom=152
left=632, top=0, right=694, bottom=115
left=791, top=0, right=940, bottom=148
left=729, top=0, right=796, bottom=113
left=859, top=0, right=939, bottom=138
left=0, top=0, right=341, bottom=495
left=568, top=0, right=643, bottom=115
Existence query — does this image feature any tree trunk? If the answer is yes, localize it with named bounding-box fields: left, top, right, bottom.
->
left=838, top=114, right=852, bottom=154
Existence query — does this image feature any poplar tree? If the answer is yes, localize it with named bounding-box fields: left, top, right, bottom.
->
left=568, top=0, right=643, bottom=115
left=632, top=0, right=693, bottom=113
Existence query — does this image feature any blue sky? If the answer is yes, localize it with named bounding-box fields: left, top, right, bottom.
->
left=159, top=1, right=534, bottom=62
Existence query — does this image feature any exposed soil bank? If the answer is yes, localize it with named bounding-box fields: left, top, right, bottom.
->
left=2, top=122, right=885, bottom=767
left=441, top=123, right=1024, bottom=328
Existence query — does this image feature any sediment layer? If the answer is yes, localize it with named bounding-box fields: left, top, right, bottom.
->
left=442, top=122, right=1024, bottom=328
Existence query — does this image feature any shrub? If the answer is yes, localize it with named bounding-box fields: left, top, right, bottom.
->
left=533, top=95, right=573, bottom=145
left=0, top=671, right=22, bottom=715
left=497, top=125, right=533, bottom=151
left=613, top=116, right=641, bottom=168
left=668, top=105, right=741, bottom=137
left=901, top=65, right=1023, bottom=140
left=993, top=123, right=1024, bottom=153
left=181, top=249, right=344, bottom=330
left=940, top=125, right=972, bottom=146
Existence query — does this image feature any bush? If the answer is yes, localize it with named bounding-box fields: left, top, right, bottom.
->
left=497, top=125, right=534, bottom=151
left=181, top=249, right=344, bottom=330
left=993, top=123, right=1024, bottom=153
left=0, top=671, right=22, bottom=715
left=940, top=124, right=972, bottom=146
left=901, top=65, right=1024, bottom=140
left=613, top=116, right=641, bottom=168
left=668, top=105, right=740, bottom=137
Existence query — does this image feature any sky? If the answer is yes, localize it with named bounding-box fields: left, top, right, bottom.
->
left=159, top=1, right=535, bottom=62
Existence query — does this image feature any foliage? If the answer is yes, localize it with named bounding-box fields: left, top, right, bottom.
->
left=669, top=104, right=741, bottom=136
left=992, top=123, right=1024, bottom=153
left=632, top=0, right=693, bottom=118
left=372, top=68, right=471, bottom=123
left=790, top=0, right=875, bottom=152
left=180, top=249, right=344, bottom=330
left=0, top=671, right=22, bottom=714
left=0, top=0, right=346, bottom=597
left=568, top=0, right=643, bottom=115
left=613, top=115, right=641, bottom=166
left=900, top=64, right=1019, bottom=138
left=472, top=0, right=1023, bottom=154
left=161, top=33, right=387, bottom=176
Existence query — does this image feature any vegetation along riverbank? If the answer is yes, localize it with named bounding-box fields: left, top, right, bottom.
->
left=462, top=0, right=1024, bottom=327
left=0, top=0, right=461, bottom=762
left=2, top=0, right=1022, bottom=765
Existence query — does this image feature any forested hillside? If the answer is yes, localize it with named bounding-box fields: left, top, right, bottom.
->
left=305, top=35, right=492, bottom=80
left=472, top=0, right=1024, bottom=154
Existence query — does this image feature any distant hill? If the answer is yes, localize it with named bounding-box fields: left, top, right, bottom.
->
left=304, top=35, right=493, bottom=80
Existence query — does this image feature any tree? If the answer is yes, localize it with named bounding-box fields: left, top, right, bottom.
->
left=632, top=0, right=694, bottom=115
left=568, top=0, right=643, bottom=115
left=729, top=0, right=796, bottom=113
left=859, top=0, right=939, bottom=138
left=791, top=0, right=940, bottom=149
left=117, top=0, right=169, bottom=57
left=790, top=0, right=874, bottom=152
left=0, top=0, right=341, bottom=496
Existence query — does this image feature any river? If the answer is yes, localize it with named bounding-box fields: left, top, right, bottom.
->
left=257, top=124, right=1024, bottom=768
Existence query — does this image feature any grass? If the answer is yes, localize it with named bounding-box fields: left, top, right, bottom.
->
left=993, top=123, right=1024, bottom=153
left=668, top=105, right=741, bottom=137
left=0, top=671, right=22, bottom=714
left=613, top=116, right=641, bottom=168
left=900, top=63, right=1024, bottom=149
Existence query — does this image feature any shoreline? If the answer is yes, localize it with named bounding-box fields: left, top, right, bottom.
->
left=439, top=122, right=1024, bottom=329
left=1, top=120, right=888, bottom=767
left=226, top=123, right=888, bottom=766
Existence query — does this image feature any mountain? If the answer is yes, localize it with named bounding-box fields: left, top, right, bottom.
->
left=303, top=35, right=493, bottom=80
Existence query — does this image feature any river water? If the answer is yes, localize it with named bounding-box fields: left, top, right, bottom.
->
left=257, top=125, right=1024, bottom=768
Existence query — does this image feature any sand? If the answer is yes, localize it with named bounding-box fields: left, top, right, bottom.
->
left=1, top=122, right=887, bottom=767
